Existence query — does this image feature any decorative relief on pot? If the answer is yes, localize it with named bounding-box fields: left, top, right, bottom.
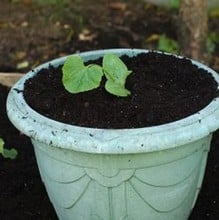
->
left=33, top=142, right=205, bottom=220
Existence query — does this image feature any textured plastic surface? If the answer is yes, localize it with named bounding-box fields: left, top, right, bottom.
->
left=7, top=49, right=219, bottom=220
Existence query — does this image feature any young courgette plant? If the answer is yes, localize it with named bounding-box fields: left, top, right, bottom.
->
left=62, top=53, right=132, bottom=97
left=0, top=138, right=17, bottom=159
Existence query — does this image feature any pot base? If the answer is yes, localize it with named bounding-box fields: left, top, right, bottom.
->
left=33, top=135, right=211, bottom=220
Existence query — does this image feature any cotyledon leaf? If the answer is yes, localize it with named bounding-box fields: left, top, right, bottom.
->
left=62, top=55, right=103, bottom=93
left=103, top=53, right=132, bottom=96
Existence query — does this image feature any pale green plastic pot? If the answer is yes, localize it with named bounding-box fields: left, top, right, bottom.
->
left=7, top=49, right=219, bottom=220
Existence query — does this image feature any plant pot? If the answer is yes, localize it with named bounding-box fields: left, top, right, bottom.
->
left=6, top=49, right=219, bottom=220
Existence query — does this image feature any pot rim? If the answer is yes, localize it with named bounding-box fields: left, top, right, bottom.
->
left=6, top=48, right=219, bottom=154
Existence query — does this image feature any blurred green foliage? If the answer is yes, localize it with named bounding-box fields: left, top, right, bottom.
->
left=207, top=32, right=219, bottom=53
left=0, top=138, right=18, bottom=159
left=170, top=0, right=180, bottom=10
left=158, top=34, right=180, bottom=54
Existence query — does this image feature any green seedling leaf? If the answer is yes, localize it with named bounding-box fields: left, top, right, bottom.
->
left=62, top=53, right=132, bottom=97
left=103, top=53, right=132, bottom=96
left=103, top=53, right=132, bottom=84
left=62, top=55, right=103, bottom=93
left=0, top=138, right=18, bottom=159
left=105, top=80, right=131, bottom=97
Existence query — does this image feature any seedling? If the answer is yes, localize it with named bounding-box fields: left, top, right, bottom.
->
left=0, top=138, right=18, bottom=159
left=62, top=53, right=132, bottom=97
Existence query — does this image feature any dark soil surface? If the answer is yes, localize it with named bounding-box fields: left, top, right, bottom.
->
left=24, top=52, right=218, bottom=128
left=1, top=0, right=219, bottom=219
